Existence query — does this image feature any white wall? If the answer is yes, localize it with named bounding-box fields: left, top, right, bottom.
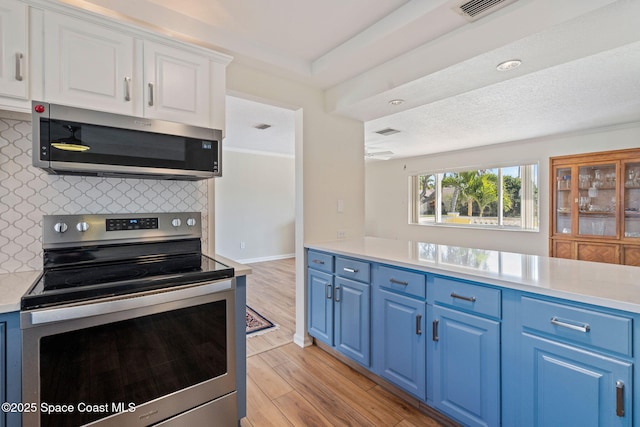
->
left=365, top=122, right=640, bottom=256
left=215, top=150, right=295, bottom=263
left=225, top=62, right=365, bottom=346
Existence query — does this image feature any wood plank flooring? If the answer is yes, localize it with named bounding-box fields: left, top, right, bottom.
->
left=244, top=258, right=445, bottom=427
left=245, top=258, right=296, bottom=357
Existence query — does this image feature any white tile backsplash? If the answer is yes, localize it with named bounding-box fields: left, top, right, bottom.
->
left=0, top=117, right=209, bottom=273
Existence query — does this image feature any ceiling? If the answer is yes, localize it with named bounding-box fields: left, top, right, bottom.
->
left=64, top=0, right=640, bottom=159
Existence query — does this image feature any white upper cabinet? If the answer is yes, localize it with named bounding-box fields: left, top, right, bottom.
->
left=143, top=41, right=210, bottom=127
left=0, top=0, right=28, bottom=100
left=38, top=7, right=231, bottom=127
left=43, top=11, right=137, bottom=116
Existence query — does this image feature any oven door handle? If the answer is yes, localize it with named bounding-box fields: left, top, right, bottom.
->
left=25, top=279, right=234, bottom=326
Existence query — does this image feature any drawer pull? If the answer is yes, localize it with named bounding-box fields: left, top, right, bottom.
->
left=550, top=317, right=591, bottom=333
left=389, top=278, right=409, bottom=286
left=416, top=314, right=422, bottom=335
left=432, top=320, right=439, bottom=341
left=334, top=286, right=341, bottom=303
left=343, top=267, right=358, bottom=273
left=616, top=381, right=625, bottom=417
left=325, top=283, right=332, bottom=300
left=312, top=259, right=325, bottom=265
left=451, top=292, right=476, bottom=303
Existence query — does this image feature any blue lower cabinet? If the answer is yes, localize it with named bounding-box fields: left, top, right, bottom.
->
left=430, top=305, right=500, bottom=427
left=308, top=269, right=334, bottom=345
left=334, top=277, right=370, bottom=366
left=376, top=289, right=426, bottom=399
left=520, top=334, right=632, bottom=427
left=0, top=312, right=21, bottom=427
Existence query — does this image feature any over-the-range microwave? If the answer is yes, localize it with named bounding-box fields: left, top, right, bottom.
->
left=32, top=101, right=222, bottom=180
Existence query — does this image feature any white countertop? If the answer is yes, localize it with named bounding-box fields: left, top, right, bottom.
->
left=306, top=237, right=640, bottom=314
left=0, top=270, right=41, bottom=314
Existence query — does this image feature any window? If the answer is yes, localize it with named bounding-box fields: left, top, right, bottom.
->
left=411, top=164, right=538, bottom=230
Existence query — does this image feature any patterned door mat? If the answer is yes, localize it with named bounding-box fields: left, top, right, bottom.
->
left=246, top=306, right=276, bottom=336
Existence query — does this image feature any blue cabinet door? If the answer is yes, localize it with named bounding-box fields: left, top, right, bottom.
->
left=307, top=269, right=334, bottom=345
left=376, top=289, right=426, bottom=399
left=0, top=312, right=21, bottom=427
left=431, top=306, right=500, bottom=427
left=334, top=277, right=370, bottom=367
left=520, top=334, right=632, bottom=427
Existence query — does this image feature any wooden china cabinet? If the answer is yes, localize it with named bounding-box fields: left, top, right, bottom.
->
left=550, top=148, right=640, bottom=266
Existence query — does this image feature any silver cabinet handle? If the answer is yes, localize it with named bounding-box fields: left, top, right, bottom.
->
left=148, top=82, right=154, bottom=106
left=312, top=259, right=325, bottom=265
left=343, top=267, right=358, bottom=273
left=389, top=278, right=409, bottom=286
left=416, top=314, right=422, bottom=335
left=451, top=292, right=476, bottom=303
left=334, top=286, right=341, bottom=302
left=325, top=283, right=332, bottom=299
left=432, top=320, right=439, bottom=341
left=616, top=381, right=625, bottom=417
left=124, top=77, right=131, bottom=101
left=550, top=317, right=591, bottom=333
left=15, top=52, right=24, bottom=82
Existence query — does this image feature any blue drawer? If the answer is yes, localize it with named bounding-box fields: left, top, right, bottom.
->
left=335, top=257, right=370, bottom=283
left=307, top=250, right=333, bottom=273
left=521, top=297, right=632, bottom=356
left=432, top=277, right=501, bottom=318
left=376, top=265, right=426, bottom=299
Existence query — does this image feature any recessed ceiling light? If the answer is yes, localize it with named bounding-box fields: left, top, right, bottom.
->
left=496, top=59, right=522, bottom=71
left=388, top=99, right=404, bottom=106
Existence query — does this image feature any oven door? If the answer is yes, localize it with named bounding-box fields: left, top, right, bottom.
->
left=21, top=279, right=236, bottom=427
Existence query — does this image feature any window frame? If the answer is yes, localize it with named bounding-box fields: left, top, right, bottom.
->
left=410, top=162, right=539, bottom=231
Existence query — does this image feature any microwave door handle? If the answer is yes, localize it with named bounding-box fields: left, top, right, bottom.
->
left=148, top=82, right=154, bottom=106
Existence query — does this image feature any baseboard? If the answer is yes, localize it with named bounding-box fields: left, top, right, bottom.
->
left=234, top=253, right=295, bottom=264
left=293, top=332, right=313, bottom=348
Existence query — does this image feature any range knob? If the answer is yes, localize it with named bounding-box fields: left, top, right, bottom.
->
left=54, top=222, right=68, bottom=233
left=171, top=218, right=182, bottom=227
left=186, top=218, right=197, bottom=227
left=76, top=222, right=89, bottom=232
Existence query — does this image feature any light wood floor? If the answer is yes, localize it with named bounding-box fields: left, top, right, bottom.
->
left=244, top=258, right=445, bottom=427
left=245, top=258, right=296, bottom=357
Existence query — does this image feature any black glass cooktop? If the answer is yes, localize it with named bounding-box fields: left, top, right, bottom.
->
left=22, top=239, right=234, bottom=310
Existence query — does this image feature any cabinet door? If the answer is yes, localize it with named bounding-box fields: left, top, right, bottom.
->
left=334, top=277, right=370, bottom=366
left=577, top=163, right=617, bottom=238
left=307, top=269, right=333, bottom=345
left=0, top=0, right=28, bottom=99
left=143, top=41, right=210, bottom=127
left=0, top=312, right=21, bottom=427
left=431, top=306, right=500, bottom=427
left=0, top=320, right=5, bottom=427
left=520, top=334, right=632, bottom=427
left=44, top=11, right=136, bottom=115
left=376, top=289, right=426, bottom=399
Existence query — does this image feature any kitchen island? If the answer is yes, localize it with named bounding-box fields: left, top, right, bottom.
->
left=306, top=237, right=640, bottom=427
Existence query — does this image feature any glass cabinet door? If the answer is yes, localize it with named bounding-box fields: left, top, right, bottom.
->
left=577, top=163, right=616, bottom=237
left=555, top=167, right=572, bottom=234
left=624, top=162, right=640, bottom=238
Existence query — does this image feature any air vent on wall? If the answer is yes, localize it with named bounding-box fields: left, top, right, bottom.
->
left=253, top=123, right=271, bottom=130
left=454, top=0, right=518, bottom=22
left=374, top=128, right=400, bottom=136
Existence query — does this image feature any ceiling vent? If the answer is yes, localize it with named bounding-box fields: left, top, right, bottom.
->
left=454, top=0, right=518, bottom=22
left=374, top=128, right=400, bottom=136
left=253, top=123, right=272, bottom=130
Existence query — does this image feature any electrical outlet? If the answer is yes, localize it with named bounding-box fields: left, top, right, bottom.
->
left=240, top=241, right=246, bottom=249
left=337, top=230, right=347, bottom=239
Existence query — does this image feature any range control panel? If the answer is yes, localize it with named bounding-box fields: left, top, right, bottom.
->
left=42, top=212, right=201, bottom=249
left=106, top=217, right=159, bottom=231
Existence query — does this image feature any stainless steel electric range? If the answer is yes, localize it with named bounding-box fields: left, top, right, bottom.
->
left=21, top=212, right=237, bottom=427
